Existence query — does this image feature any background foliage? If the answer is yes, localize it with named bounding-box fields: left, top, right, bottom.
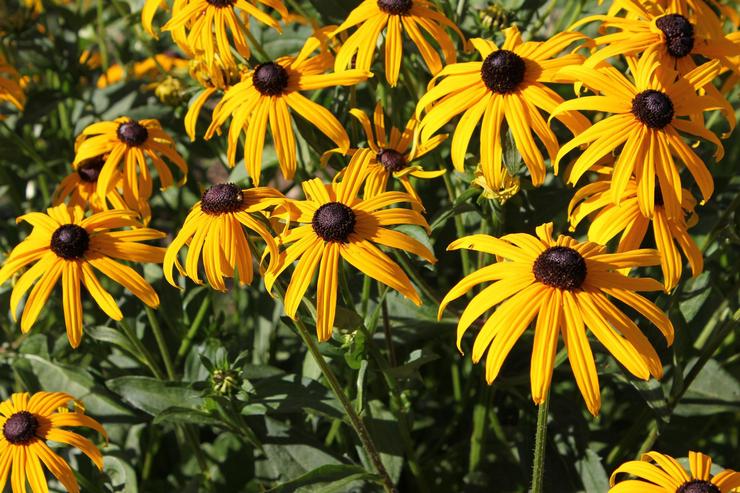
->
left=0, top=0, right=737, bottom=491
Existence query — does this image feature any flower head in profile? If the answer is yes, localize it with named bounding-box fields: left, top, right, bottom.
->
left=553, top=52, right=728, bottom=222
left=0, top=391, right=107, bottom=493
left=331, top=0, right=465, bottom=86
left=415, top=26, right=591, bottom=190
left=0, top=56, right=25, bottom=112
left=610, top=450, right=740, bottom=492
left=73, top=117, right=188, bottom=212
left=185, top=54, right=245, bottom=141
left=439, top=222, right=674, bottom=415
left=206, top=37, right=371, bottom=185
left=161, top=0, right=288, bottom=69
left=52, top=155, right=151, bottom=224
left=0, top=205, right=165, bottom=347
left=265, top=149, right=436, bottom=341
left=323, top=103, right=446, bottom=211
left=164, top=184, right=283, bottom=291
left=570, top=177, right=702, bottom=292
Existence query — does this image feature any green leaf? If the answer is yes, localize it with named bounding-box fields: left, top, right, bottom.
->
left=245, top=375, right=344, bottom=420
left=106, top=376, right=203, bottom=416
left=154, top=407, right=225, bottom=427
left=103, top=453, right=138, bottom=493
left=384, top=349, right=439, bottom=379
left=86, top=326, right=140, bottom=360
left=674, top=358, right=740, bottom=416
left=265, top=464, right=378, bottom=493
left=576, top=449, right=609, bottom=493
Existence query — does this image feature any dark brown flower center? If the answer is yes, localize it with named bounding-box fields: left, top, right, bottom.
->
left=676, top=480, right=721, bottom=493
left=200, top=183, right=244, bottom=215
left=656, top=14, right=694, bottom=58
left=632, top=90, right=674, bottom=129
left=533, top=246, right=587, bottom=291
left=50, top=224, right=90, bottom=260
left=377, top=148, right=406, bottom=173
left=206, top=0, right=234, bottom=6
left=312, top=202, right=356, bottom=243
left=481, top=50, right=526, bottom=94
left=377, top=0, right=412, bottom=15
left=3, top=411, right=39, bottom=444
left=117, top=120, right=149, bottom=146
left=252, top=62, right=289, bottom=96
left=77, top=156, right=106, bottom=183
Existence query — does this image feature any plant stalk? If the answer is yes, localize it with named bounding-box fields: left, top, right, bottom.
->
left=530, top=391, right=550, bottom=493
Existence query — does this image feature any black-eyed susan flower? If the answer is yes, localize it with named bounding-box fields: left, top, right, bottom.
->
left=164, top=183, right=283, bottom=290
left=73, top=117, right=188, bottom=210
left=0, top=205, right=165, bottom=347
left=471, top=164, right=521, bottom=204
left=331, top=0, right=465, bottom=86
left=265, top=149, right=436, bottom=341
left=52, top=156, right=151, bottom=223
left=552, top=52, right=727, bottom=223
left=415, top=26, right=591, bottom=190
left=610, top=450, right=740, bottom=492
left=161, top=0, right=288, bottom=70
left=184, top=54, right=244, bottom=141
left=0, top=56, right=25, bottom=112
left=571, top=1, right=739, bottom=77
left=323, top=103, right=446, bottom=211
left=0, top=391, right=107, bottom=493
left=439, top=222, right=674, bottom=415
left=205, top=37, right=371, bottom=185
left=569, top=178, right=702, bottom=292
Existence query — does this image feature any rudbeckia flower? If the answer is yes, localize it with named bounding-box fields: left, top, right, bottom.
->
left=610, top=450, right=740, bottom=492
left=206, top=37, right=371, bottom=185
left=0, top=391, right=107, bottom=493
left=52, top=156, right=151, bottom=224
left=569, top=178, right=702, bottom=292
left=438, top=222, right=673, bottom=415
left=184, top=54, right=244, bottom=141
left=331, top=0, right=465, bottom=86
left=161, top=0, right=288, bottom=70
left=571, top=0, right=739, bottom=77
left=415, top=26, right=591, bottom=190
left=73, top=117, right=188, bottom=210
left=164, top=183, right=283, bottom=290
left=323, top=103, right=446, bottom=211
left=552, top=52, right=727, bottom=222
left=265, top=149, right=436, bottom=341
left=0, top=56, right=25, bottom=112
left=0, top=205, right=165, bottom=347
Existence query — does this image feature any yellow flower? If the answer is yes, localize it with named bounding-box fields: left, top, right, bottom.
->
left=184, top=54, right=245, bottom=141
left=72, top=117, right=188, bottom=211
left=51, top=156, right=148, bottom=221
left=610, top=450, right=740, bottom=492
left=265, top=149, right=436, bottom=341
left=472, top=165, right=520, bottom=203
left=552, top=51, right=727, bottom=223
left=96, top=52, right=190, bottom=89
left=0, top=205, right=165, bottom=347
left=439, top=222, right=673, bottom=415
left=206, top=37, right=371, bottom=185
left=331, top=0, right=465, bottom=86
left=0, top=56, right=25, bottom=112
left=415, top=26, right=590, bottom=190
left=161, top=0, right=288, bottom=70
left=569, top=177, right=702, bottom=292
left=164, top=184, right=283, bottom=290
left=0, top=391, right=107, bottom=493
left=323, top=103, right=446, bottom=211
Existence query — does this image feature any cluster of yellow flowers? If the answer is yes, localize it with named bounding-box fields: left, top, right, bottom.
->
left=0, top=0, right=738, bottom=490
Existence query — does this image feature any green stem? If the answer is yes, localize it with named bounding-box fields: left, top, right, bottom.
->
left=291, top=316, right=396, bottom=493
left=146, top=307, right=176, bottom=380
left=118, top=320, right=164, bottom=380
left=443, top=173, right=472, bottom=276
left=381, top=298, right=397, bottom=368
left=360, top=275, right=372, bottom=320
left=245, top=28, right=269, bottom=63
left=530, top=391, right=550, bottom=493
left=176, top=294, right=212, bottom=366
left=393, top=252, right=441, bottom=306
